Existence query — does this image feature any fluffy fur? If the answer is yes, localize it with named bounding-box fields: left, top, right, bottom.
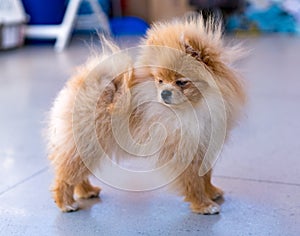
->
left=47, top=16, right=245, bottom=214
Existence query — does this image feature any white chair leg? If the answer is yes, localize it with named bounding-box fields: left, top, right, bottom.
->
left=54, top=0, right=82, bottom=52
left=25, top=0, right=111, bottom=52
left=87, top=0, right=111, bottom=34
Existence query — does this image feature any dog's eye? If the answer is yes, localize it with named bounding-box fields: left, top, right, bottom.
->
left=158, top=79, right=163, bottom=84
left=176, top=80, right=188, bottom=87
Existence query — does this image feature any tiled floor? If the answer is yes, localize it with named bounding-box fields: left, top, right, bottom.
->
left=0, top=34, right=299, bottom=236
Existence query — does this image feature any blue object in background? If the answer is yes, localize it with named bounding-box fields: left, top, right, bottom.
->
left=22, top=0, right=109, bottom=25
left=246, top=4, right=297, bottom=33
left=110, top=17, right=149, bottom=36
left=22, top=0, right=148, bottom=43
left=226, top=14, right=247, bottom=31
left=226, top=3, right=298, bottom=34
left=78, top=0, right=110, bottom=15
left=22, top=0, right=67, bottom=24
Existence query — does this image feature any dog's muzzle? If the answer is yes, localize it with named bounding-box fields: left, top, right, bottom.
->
left=161, top=90, right=172, bottom=104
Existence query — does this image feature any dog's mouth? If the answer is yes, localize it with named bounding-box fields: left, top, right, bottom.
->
left=162, top=98, right=172, bottom=105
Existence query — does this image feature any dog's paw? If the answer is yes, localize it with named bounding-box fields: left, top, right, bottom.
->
left=190, top=201, right=220, bottom=215
left=77, top=186, right=101, bottom=199
left=61, top=202, right=79, bottom=212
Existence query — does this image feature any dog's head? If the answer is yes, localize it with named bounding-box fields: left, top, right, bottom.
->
left=151, top=67, right=207, bottom=106
left=134, top=16, right=245, bottom=109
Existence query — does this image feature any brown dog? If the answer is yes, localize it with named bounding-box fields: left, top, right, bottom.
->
left=47, top=15, right=245, bottom=214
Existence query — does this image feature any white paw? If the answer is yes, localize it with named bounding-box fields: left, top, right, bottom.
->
left=62, top=202, right=79, bottom=212
left=206, top=204, right=220, bottom=215
left=191, top=202, right=221, bottom=215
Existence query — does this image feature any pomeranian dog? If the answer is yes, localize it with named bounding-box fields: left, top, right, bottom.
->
left=47, top=15, right=245, bottom=214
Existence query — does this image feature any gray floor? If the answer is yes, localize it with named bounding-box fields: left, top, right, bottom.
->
left=0, top=34, right=300, bottom=236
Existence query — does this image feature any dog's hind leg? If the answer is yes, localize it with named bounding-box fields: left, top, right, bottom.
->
left=50, top=151, right=91, bottom=212
left=52, top=178, right=78, bottom=212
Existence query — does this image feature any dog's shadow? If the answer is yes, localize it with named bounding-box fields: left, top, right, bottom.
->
left=76, top=196, right=102, bottom=211
left=54, top=197, right=102, bottom=235
left=215, top=195, right=225, bottom=206
left=54, top=194, right=224, bottom=235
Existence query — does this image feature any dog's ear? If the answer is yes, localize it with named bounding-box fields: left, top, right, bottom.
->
left=180, top=33, right=220, bottom=70
left=180, top=33, right=202, bottom=62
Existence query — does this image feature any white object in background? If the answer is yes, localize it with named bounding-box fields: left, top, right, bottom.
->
left=283, top=0, right=300, bottom=34
left=25, top=0, right=111, bottom=52
left=0, top=0, right=27, bottom=49
left=248, top=0, right=272, bottom=9
left=283, top=0, right=300, bottom=21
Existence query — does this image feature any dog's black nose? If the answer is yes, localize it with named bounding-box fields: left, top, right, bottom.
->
left=161, top=90, right=172, bottom=103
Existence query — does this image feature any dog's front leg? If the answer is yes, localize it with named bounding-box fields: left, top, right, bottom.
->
left=174, top=161, right=221, bottom=215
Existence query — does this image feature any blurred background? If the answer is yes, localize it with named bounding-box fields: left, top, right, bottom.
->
left=1, top=0, right=300, bottom=50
